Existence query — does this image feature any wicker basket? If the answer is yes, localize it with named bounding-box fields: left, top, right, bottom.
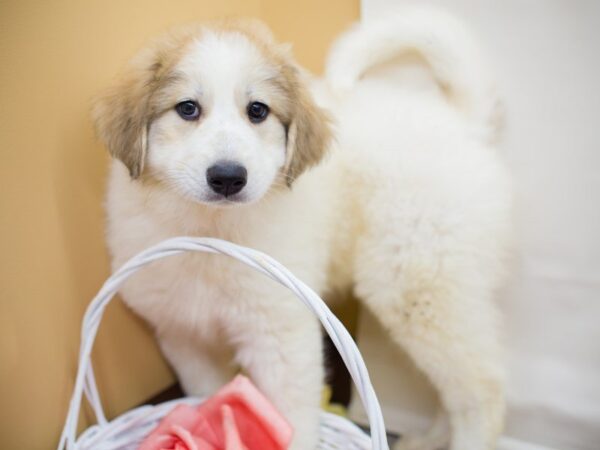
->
left=57, top=237, right=389, bottom=450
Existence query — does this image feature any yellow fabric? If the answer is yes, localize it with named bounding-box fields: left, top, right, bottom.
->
left=322, top=385, right=349, bottom=417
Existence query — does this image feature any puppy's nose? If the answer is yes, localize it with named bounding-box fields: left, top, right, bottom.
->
left=206, top=162, right=247, bottom=197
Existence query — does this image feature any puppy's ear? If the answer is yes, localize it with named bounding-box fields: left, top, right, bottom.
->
left=92, top=50, right=162, bottom=179
left=283, top=68, right=333, bottom=185
left=92, top=58, right=158, bottom=178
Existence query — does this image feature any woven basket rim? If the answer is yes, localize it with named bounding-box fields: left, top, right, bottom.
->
left=57, top=237, right=388, bottom=450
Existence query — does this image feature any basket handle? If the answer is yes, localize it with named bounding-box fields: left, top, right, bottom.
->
left=57, top=237, right=389, bottom=450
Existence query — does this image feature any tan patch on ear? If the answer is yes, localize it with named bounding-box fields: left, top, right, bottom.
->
left=284, top=83, right=332, bottom=184
left=91, top=26, right=201, bottom=178
left=92, top=73, right=150, bottom=178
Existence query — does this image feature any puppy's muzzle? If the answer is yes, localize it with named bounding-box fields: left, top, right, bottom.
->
left=206, top=162, right=247, bottom=197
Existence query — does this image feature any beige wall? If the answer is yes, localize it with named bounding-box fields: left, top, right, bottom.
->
left=0, top=1, right=358, bottom=447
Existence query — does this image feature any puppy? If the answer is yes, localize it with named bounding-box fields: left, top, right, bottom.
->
left=93, top=8, right=511, bottom=450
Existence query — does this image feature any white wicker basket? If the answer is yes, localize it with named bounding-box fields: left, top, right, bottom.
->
left=57, top=237, right=389, bottom=450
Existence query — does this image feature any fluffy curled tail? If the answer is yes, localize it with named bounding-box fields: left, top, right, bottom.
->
left=325, top=6, right=503, bottom=142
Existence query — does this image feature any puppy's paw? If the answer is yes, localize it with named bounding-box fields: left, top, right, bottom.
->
left=447, top=402, right=503, bottom=450
left=288, top=434, right=319, bottom=450
left=394, top=411, right=449, bottom=450
left=285, top=408, right=321, bottom=450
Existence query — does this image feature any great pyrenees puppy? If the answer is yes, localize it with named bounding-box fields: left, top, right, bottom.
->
left=93, top=7, right=511, bottom=450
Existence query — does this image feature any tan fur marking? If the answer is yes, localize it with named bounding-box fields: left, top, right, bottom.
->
left=282, top=79, right=332, bottom=184
left=91, top=26, right=201, bottom=178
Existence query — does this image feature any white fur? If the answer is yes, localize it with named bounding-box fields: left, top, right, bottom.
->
left=105, top=8, right=512, bottom=450
left=326, top=6, right=503, bottom=144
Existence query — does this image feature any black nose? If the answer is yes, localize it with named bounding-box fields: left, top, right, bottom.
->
left=206, top=162, right=247, bottom=197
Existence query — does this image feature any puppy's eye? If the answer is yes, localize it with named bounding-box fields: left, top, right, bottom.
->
left=175, top=101, right=201, bottom=120
left=247, top=101, right=269, bottom=123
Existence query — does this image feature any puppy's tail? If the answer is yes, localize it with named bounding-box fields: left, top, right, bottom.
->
left=325, top=6, right=502, bottom=142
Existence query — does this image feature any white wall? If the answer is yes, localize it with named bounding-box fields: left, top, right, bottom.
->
left=352, top=1, right=600, bottom=449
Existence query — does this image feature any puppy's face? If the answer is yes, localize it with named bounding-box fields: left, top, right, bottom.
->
left=148, top=32, right=290, bottom=205
left=93, top=21, right=331, bottom=206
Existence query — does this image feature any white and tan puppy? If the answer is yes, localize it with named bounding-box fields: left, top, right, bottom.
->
left=93, top=8, right=511, bottom=450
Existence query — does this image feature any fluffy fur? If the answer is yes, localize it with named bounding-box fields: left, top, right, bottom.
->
left=94, top=8, right=512, bottom=450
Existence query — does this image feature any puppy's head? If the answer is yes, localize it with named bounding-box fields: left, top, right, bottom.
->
left=92, top=19, right=331, bottom=205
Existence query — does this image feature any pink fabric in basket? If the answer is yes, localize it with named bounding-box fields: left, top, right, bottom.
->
left=138, top=375, right=293, bottom=450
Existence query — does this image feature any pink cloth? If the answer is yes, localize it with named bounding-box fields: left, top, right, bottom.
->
left=139, top=375, right=293, bottom=450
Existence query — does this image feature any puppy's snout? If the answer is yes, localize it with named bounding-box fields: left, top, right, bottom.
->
left=206, top=162, right=247, bottom=197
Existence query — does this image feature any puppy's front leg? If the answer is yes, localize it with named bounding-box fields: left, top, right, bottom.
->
left=158, top=332, right=237, bottom=398
left=231, top=298, right=324, bottom=450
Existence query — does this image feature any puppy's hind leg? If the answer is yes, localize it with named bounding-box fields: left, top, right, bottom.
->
left=395, top=409, right=449, bottom=450
left=354, top=219, right=506, bottom=450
